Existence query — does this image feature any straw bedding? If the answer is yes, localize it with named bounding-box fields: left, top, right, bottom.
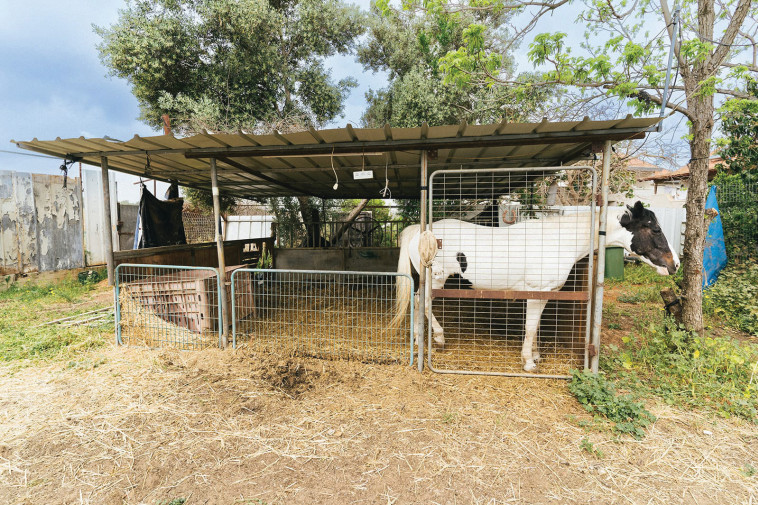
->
left=1, top=346, right=755, bottom=504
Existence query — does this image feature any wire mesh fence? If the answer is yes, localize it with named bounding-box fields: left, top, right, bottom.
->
left=426, top=167, right=596, bottom=377
left=231, top=269, right=415, bottom=365
left=115, top=264, right=222, bottom=349
left=716, top=180, right=758, bottom=263
left=182, top=212, right=216, bottom=244
left=277, top=219, right=413, bottom=248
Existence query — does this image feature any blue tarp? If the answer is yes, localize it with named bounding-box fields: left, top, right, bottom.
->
left=702, top=185, right=728, bottom=288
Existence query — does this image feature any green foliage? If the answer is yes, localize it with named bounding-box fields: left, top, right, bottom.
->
left=359, top=2, right=553, bottom=127
left=569, top=369, right=656, bottom=439
left=95, top=0, right=365, bottom=132
left=617, top=285, right=661, bottom=304
left=77, top=268, right=108, bottom=286
left=256, top=249, right=273, bottom=269
left=0, top=280, right=108, bottom=363
left=713, top=173, right=758, bottom=263
left=579, top=437, right=604, bottom=458
left=183, top=187, right=238, bottom=216
left=704, top=263, right=758, bottom=336
left=603, top=322, right=758, bottom=421
left=610, top=262, right=681, bottom=289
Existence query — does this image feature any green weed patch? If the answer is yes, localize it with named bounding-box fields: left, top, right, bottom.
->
left=0, top=278, right=109, bottom=363
left=569, top=369, right=656, bottom=439
left=603, top=323, right=758, bottom=421
left=704, top=263, right=758, bottom=336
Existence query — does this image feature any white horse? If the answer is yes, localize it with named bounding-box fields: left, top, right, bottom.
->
left=392, top=201, right=680, bottom=372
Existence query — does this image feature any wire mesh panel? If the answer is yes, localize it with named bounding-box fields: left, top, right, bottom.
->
left=427, top=167, right=596, bottom=378
left=231, top=269, right=414, bottom=365
left=115, top=264, right=222, bottom=349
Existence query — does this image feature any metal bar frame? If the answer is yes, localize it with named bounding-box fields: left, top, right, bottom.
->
left=427, top=165, right=597, bottom=378
left=230, top=268, right=416, bottom=366
left=114, top=263, right=223, bottom=348
left=591, top=142, right=612, bottom=373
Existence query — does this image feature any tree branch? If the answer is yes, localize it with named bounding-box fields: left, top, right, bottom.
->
left=708, top=0, right=753, bottom=71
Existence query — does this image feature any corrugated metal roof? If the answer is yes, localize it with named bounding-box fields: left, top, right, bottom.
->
left=12, top=116, right=661, bottom=199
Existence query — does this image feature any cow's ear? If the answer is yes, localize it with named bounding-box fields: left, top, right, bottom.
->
left=632, top=201, right=645, bottom=218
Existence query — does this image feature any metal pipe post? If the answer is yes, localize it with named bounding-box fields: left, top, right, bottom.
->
left=417, top=150, right=428, bottom=372
left=210, top=158, right=229, bottom=348
left=591, top=141, right=612, bottom=372
left=100, top=157, right=115, bottom=285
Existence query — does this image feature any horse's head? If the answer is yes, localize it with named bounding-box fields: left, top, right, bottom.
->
left=617, top=201, right=680, bottom=276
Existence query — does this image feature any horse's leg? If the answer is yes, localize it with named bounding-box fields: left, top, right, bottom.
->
left=413, top=290, right=421, bottom=347
left=429, top=269, right=446, bottom=349
left=522, top=299, right=548, bottom=372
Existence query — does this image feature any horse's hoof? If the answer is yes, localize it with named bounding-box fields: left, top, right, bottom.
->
left=532, top=352, right=541, bottom=362
left=432, top=340, right=446, bottom=352
left=523, top=360, right=538, bottom=372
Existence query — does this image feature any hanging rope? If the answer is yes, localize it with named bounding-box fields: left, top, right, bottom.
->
left=330, top=147, right=339, bottom=190
left=380, top=155, right=391, bottom=198
left=418, top=230, right=438, bottom=268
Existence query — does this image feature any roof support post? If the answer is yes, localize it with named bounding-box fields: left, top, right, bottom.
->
left=591, top=140, right=612, bottom=373
left=417, top=150, right=428, bottom=372
left=100, top=157, right=115, bottom=285
left=210, top=157, right=229, bottom=348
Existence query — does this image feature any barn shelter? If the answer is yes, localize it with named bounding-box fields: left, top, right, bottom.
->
left=13, top=116, right=661, bottom=375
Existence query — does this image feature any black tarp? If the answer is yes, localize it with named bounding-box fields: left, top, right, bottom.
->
left=136, top=184, right=187, bottom=248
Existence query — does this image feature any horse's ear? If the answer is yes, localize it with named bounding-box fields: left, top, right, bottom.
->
left=626, top=204, right=634, bottom=211
left=632, top=201, right=645, bottom=218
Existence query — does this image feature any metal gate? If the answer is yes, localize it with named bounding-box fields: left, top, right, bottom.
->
left=115, top=264, right=223, bottom=349
left=231, top=269, right=415, bottom=365
left=427, top=167, right=597, bottom=377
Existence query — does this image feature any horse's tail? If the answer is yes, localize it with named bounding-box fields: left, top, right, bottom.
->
left=390, top=224, right=418, bottom=329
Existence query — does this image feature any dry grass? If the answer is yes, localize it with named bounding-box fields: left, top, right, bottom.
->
left=1, top=345, right=756, bottom=505
left=119, top=289, right=218, bottom=350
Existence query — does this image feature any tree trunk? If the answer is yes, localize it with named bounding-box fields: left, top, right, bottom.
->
left=297, top=196, right=322, bottom=247
left=679, top=92, right=714, bottom=334
left=331, top=199, right=371, bottom=246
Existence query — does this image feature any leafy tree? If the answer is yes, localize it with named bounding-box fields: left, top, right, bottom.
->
left=96, top=0, right=366, bottom=239
left=95, top=0, right=364, bottom=131
left=406, top=0, right=757, bottom=334
left=358, top=1, right=554, bottom=128
left=717, top=85, right=758, bottom=175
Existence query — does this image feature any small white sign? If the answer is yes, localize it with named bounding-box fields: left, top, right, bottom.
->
left=353, top=170, right=374, bottom=180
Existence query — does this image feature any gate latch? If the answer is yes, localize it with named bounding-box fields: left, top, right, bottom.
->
left=436, top=239, right=443, bottom=249
left=587, top=344, right=597, bottom=357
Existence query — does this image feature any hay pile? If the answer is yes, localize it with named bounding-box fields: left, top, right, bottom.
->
left=119, top=287, right=218, bottom=349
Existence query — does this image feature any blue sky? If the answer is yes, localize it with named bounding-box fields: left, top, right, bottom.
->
left=0, top=0, right=684, bottom=202
left=0, top=0, right=381, bottom=202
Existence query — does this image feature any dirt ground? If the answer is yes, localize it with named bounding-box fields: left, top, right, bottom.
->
left=1, top=344, right=756, bottom=505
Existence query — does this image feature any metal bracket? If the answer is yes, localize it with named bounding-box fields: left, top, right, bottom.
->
left=436, top=239, right=443, bottom=249
left=587, top=344, right=597, bottom=357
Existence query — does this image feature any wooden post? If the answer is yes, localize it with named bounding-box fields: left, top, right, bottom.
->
left=590, top=141, right=612, bottom=373
left=416, top=150, right=428, bottom=372
left=210, top=158, right=229, bottom=348
left=100, top=157, right=115, bottom=285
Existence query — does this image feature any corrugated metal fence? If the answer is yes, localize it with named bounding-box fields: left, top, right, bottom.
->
left=0, top=171, right=85, bottom=274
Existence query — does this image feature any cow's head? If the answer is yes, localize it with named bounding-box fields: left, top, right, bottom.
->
left=618, top=201, right=680, bottom=275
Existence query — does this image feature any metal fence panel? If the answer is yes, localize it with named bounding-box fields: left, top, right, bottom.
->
left=717, top=180, right=758, bottom=263
left=231, top=269, right=415, bottom=366
left=427, top=167, right=596, bottom=378
left=115, top=264, right=222, bottom=349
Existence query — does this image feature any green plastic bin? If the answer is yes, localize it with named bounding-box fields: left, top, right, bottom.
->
left=605, top=246, right=625, bottom=280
